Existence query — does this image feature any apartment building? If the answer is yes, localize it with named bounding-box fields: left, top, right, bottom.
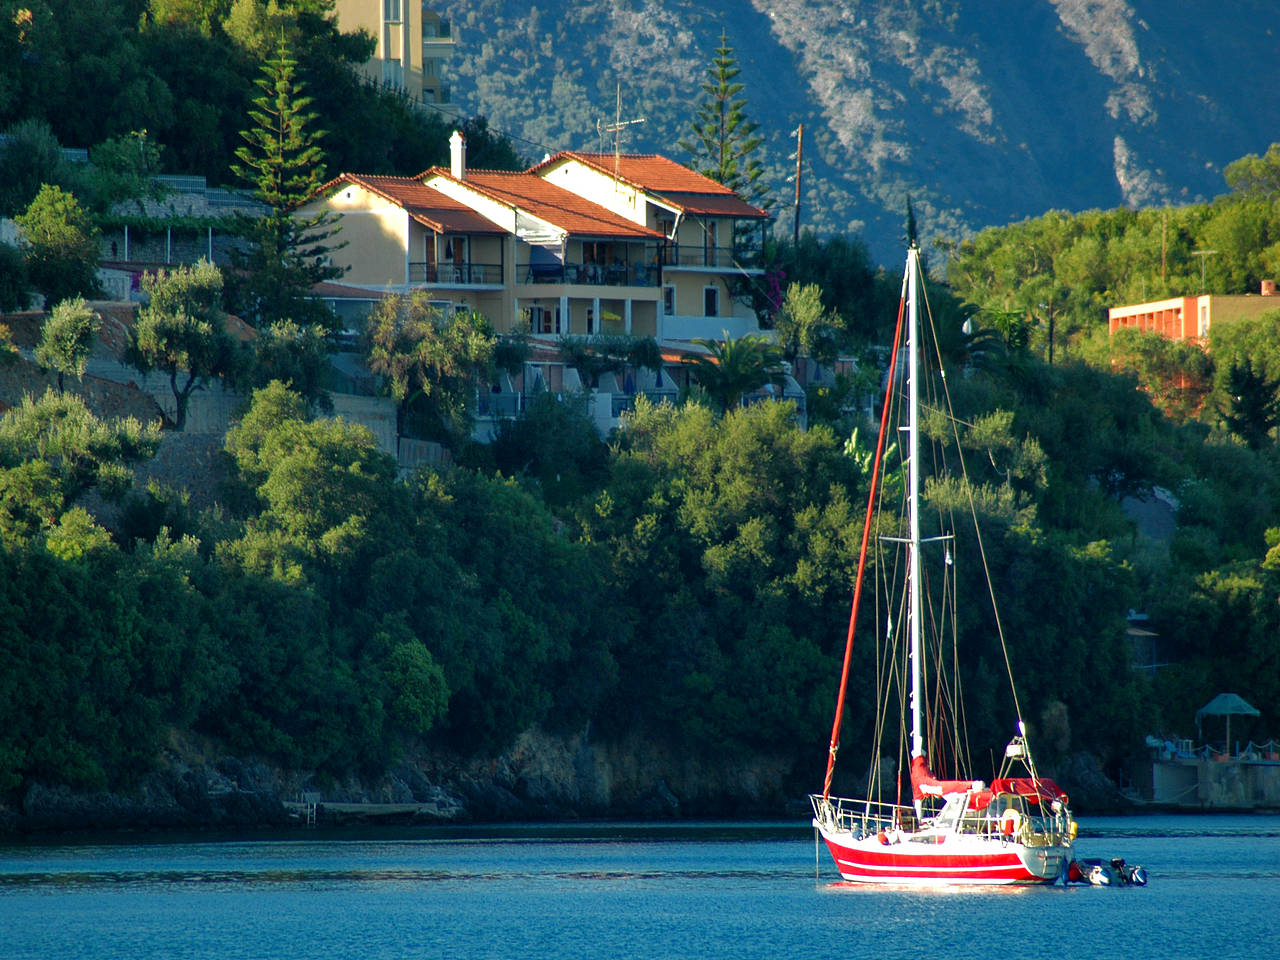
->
left=332, top=1, right=456, bottom=109
left=300, top=132, right=770, bottom=347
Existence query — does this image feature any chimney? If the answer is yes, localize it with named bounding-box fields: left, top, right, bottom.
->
left=1263, top=279, right=1276, bottom=296
left=449, top=130, right=467, bottom=180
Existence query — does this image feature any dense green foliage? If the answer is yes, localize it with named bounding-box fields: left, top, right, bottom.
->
left=944, top=190, right=1280, bottom=362
left=0, top=1, right=521, bottom=188
left=14, top=184, right=101, bottom=308
left=366, top=293, right=497, bottom=441
left=681, top=333, right=785, bottom=412
left=1, top=341, right=1278, bottom=797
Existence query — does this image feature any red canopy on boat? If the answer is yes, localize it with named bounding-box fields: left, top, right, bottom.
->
left=910, top=758, right=1070, bottom=806
left=909, top=756, right=982, bottom=800
left=990, top=777, right=1070, bottom=805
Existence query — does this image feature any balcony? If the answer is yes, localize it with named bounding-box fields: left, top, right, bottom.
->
left=408, top=261, right=501, bottom=285
left=423, top=19, right=452, bottom=40
left=521, top=260, right=661, bottom=288
left=477, top=390, right=523, bottom=419
left=663, top=243, right=761, bottom=270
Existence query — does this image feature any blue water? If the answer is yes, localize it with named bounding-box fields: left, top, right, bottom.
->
left=0, top=815, right=1276, bottom=959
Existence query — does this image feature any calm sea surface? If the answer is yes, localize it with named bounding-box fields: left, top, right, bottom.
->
left=1, top=814, right=1276, bottom=960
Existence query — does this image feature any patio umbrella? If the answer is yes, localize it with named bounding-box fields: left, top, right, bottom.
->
left=1195, top=693, right=1261, bottom=749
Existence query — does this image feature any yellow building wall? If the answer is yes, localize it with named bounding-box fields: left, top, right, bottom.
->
left=665, top=273, right=734, bottom=317
left=420, top=10, right=455, bottom=103
left=301, top=183, right=408, bottom=286
left=333, top=0, right=423, bottom=98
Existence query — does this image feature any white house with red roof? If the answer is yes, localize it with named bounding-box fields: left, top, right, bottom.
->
left=300, top=132, right=770, bottom=344
left=297, top=131, right=795, bottom=435
left=530, top=151, right=769, bottom=343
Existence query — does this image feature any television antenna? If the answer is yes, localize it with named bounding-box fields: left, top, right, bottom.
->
left=1192, top=249, right=1218, bottom=293
left=596, top=83, right=645, bottom=182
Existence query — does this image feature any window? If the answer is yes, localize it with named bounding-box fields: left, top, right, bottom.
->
left=586, top=308, right=595, bottom=333
left=1199, top=304, right=1209, bottom=337
left=703, top=221, right=718, bottom=266
left=703, top=285, right=719, bottom=317
left=384, top=0, right=401, bottom=22
left=527, top=305, right=562, bottom=334
left=663, top=285, right=676, bottom=316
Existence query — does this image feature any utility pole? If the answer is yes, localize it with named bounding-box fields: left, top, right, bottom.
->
left=1161, top=210, right=1167, bottom=285
left=791, top=123, right=804, bottom=246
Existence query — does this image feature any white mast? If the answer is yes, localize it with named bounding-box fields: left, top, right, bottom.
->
left=907, top=246, right=924, bottom=769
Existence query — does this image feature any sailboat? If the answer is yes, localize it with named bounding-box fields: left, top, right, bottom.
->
left=809, top=246, right=1076, bottom=886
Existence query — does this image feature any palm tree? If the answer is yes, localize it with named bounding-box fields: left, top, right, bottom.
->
left=682, top=331, right=785, bottom=411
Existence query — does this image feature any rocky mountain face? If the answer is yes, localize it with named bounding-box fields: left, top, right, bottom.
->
left=435, top=0, right=1277, bottom=262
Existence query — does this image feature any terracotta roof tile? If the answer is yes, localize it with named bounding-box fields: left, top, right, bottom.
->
left=532, top=152, right=769, bottom=219
left=425, top=168, right=663, bottom=239
left=321, top=173, right=507, bottom=235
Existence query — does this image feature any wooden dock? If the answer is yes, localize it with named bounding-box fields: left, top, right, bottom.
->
left=283, top=798, right=454, bottom=825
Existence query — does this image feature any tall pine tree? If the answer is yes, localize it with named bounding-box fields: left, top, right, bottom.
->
left=230, top=35, right=342, bottom=330
left=679, top=32, right=769, bottom=212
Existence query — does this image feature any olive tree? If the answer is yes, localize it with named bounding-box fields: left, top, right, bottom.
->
left=131, top=260, right=241, bottom=431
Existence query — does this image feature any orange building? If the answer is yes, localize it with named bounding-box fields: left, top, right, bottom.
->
left=1109, top=282, right=1280, bottom=341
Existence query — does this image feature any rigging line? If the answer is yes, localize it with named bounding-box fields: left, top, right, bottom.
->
left=868, top=418, right=897, bottom=798
left=822, top=272, right=907, bottom=800
left=869, top=505, right=903, bottom=799
left=879, top=553, right=910, bottom=804
left=949, top=540, right=975, bottom=776
left=918, top=260, right=1030, bottom=762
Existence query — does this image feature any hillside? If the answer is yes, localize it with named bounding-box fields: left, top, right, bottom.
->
left=435, top=0, right=1279, bottom=262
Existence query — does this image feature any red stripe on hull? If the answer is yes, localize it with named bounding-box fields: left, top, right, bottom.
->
left=821, top=835, right=1066, bottom=886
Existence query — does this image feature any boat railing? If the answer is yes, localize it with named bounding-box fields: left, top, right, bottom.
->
left=809, top=794, right=914, bottom=838
left=812, top=791, right=1073, bottom=846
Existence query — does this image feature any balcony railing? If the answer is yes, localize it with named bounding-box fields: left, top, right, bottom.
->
left=477, top=391, right=523, bottom=418
left=409, top=261, right=501, bottom=284
left=662, top=243, right=761, bottom=270
left=520, top=260, right=661, bottom=287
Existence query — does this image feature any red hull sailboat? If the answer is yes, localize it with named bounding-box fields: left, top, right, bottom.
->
left=809, top=247, right=1075, bottom=886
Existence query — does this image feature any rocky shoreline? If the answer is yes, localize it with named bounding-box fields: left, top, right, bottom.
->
left=0, top=727, right=1134, bottom=835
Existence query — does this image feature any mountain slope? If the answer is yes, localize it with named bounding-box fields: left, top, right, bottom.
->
left=434, top=0, right=1278, bottom=262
